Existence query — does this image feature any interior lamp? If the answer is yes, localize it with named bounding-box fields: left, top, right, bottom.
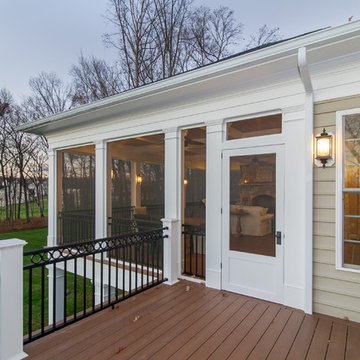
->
left=136, top=175, right=143, bottom=184
left=315, top=128, right=334, bottom=168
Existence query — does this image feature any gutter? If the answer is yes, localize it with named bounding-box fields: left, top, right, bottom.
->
left=17, top=20, right=360, bottom=135
left=297, top=47, right=314, bottom=314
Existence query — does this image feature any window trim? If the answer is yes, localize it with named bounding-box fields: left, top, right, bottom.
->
left=336, top=108, right=360, bottom=272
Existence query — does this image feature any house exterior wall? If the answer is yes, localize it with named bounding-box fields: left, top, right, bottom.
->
left=44, top=71, right=310, bottom=311
left=313, top=95, right=360, bottom=322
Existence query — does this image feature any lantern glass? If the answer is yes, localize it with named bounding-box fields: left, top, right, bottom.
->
left=316, top=136, right=331, bottom=159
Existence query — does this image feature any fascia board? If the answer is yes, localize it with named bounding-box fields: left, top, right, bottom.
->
left=18, top=20, right=360, bottom=135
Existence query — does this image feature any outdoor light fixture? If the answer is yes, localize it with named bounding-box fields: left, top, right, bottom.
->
left=315, top=128, right=334, bottom=168
left=184, top=179, right=188, bottom=185
left=136, top=175, right=143, bottom=184
left=111, top=169, right=114, bottom=180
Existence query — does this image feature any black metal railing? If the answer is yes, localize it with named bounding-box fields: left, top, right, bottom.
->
left=23, top=228, right=167, bottom=344
left=182, top=224, right=205, bottom=279
left=58, top=210, right=95, bottom=245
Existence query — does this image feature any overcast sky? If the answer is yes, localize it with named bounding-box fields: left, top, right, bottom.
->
left=1, top=0, right=359, bottom=100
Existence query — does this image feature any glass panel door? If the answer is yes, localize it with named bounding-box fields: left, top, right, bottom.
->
left=222, top=145, right=284, bottom=303
left=229, top=154, right=276, bottom=256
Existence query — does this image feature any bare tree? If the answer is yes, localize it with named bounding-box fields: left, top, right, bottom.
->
left=188, top=6, right=243, bottom=67
left=104, top=0, right=156, bottom=89
left=152, top=0, right=190, bottom=78
left=25, top=72, right=73, bottom=120
left=246, top=25, right=281, bottom=49
left=71, top=53, right=123, bottom=105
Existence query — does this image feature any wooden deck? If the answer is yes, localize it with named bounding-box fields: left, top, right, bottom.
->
left=24, top=280, right=360, bottom=360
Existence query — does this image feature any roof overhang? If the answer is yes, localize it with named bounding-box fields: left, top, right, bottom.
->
left=18, top=20, right=360, bottom=136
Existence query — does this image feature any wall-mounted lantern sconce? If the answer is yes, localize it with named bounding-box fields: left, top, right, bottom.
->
left=136, top=175, right=143, bottom=184
left=111, top=169, right=114, bottom=180
left=183, top=179, right=188, bottom=185
left=315, top=128, right=334, bottom=168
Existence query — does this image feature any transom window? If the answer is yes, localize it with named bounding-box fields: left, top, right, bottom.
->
left=227, top=114, right=282, bottom=140
left=337, top=110, right=360, bottom=270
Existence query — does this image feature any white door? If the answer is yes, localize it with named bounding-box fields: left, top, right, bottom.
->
left=222, top=145, right=284, bottom=303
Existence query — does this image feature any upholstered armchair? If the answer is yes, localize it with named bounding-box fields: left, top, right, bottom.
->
left=230, top=205, right=274, bottom=236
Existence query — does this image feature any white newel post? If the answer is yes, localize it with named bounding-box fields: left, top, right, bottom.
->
left=0, top=239, right=27, bottom=360
left=161, top=218, right=179, bottom=284
left=162, top=127, right=181, bottom=284
left=48, top=267, right=65, bottom=325
left=205, top=120, right=224, bottom=289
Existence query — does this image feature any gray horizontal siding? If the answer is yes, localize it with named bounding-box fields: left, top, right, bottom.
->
left=313, top=95, right=360, bottom=322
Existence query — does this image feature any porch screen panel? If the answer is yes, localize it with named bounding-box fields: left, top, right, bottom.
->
left=343, top=113, right=360, bottom=267
left=182, top=127, right=206, bottom=279
left=229, top=154, right=276, bottom=257
left=108, top=134, right=164, bottom=236
left=58, top=145, right=95, bottom=244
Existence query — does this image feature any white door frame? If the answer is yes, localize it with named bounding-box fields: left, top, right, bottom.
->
left=221, top=144, right=285, bottom=303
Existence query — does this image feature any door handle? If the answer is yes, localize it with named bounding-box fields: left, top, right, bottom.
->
left=275, top=231, right=282, bottom=245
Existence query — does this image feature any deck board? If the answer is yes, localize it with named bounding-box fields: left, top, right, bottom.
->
left=24, top=280, right=360, bottom=360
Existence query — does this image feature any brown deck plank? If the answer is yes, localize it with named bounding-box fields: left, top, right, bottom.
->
left=326, top=322, right=347, bottom=360
left=134, top=292, right=239, bottom=360
left=24, top=282, right=180, bottom=354
left=207, top=302, right=269, bottom=360
left=286, top=314, right=319, bottom=360
left=246, top=307, right=292, bottom=360
left=306, top=318, right=332, bottom=360
left=266, top=310, right=305, bottom=360
left=23, top=280, right=359, bottom=360
left=26, top=281, right=194, bottom=360
left=227, top=304, right=281, bottom=359
left=79, top=284, right=215, bottom=360
left=187, top=300, right=257, bottom=360
left=163, top=296, right=249, bottom=360
left=91, top=286, right=219, bottom=360
left=346, top=325, right=360, bottom=360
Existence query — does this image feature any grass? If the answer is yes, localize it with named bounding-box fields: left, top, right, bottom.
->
left=0, top=228, right=94, bottom=335
left=0, top=198, right=48, bottom=220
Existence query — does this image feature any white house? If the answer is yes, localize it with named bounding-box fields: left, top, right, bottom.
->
left=19, top=21, right=360, bottom=323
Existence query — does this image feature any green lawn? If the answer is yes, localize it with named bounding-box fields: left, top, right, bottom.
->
left=0, top=228, right=93, bottom=335
left=0, top=198, right=48, bottom=220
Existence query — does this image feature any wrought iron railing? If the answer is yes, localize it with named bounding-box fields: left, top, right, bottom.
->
left=58, top=210, right=95, bottom=245
left=23, top=228, right=167, bottom=344
left=182, top=224, right=205, bottom=279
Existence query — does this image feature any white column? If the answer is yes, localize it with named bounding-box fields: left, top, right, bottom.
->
left=95, top=141, right=108, bottom=239
left=163, top=127, right=181, bottom=283
left=0, top=239, right=27, bottom=360
left=205, top=120, right=224, bottom=289
left=162, top=218, right=179, bottom=284
left=48, top=267, right=65, bottom=325
left=47, top=148, right=57, bottom=247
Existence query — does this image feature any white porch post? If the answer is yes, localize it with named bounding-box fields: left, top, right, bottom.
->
left=162, top=128, right=181, bottom=284
left=94, top=283, right=117, bottom=304
left=95, top=140, right=108, bottom=239
left=94, top=141, right=114, bottom=304
left=0, top=239, right=27, bottom=360
left=47, top=267, right=65, bottom=325
left=47, top=148, right=57, bottom=247
left=205, top=120, right=224, bottom=289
